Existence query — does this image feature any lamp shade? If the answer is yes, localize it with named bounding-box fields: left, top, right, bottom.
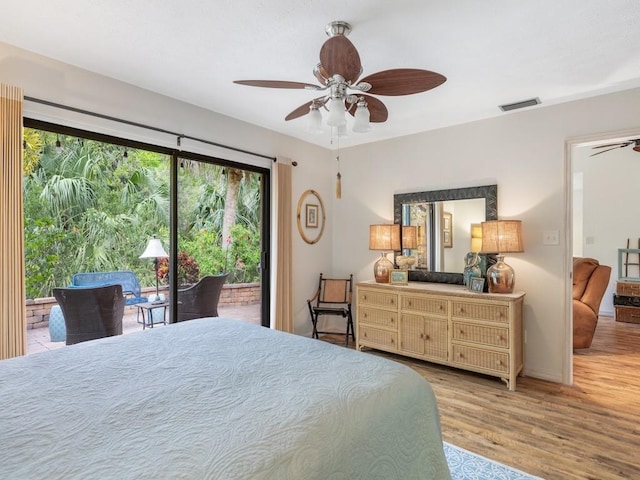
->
left=479, top=220, right=523, bottom=254
left=470, top=223, right=483, bottom=253
left=402, top=225, right=418, bottom=249
left=139, top=237, right=169, bottom=259
left=369, top=224, right=401, bottom=251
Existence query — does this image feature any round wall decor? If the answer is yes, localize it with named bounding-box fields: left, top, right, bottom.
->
left=297, top=189, right=326, bottom=244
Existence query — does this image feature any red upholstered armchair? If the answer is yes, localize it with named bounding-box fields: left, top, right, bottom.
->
left=573, top=257, right=611, bottom=349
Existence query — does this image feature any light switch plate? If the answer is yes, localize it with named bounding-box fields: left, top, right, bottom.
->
left=543, top=230, right=560, bottom=245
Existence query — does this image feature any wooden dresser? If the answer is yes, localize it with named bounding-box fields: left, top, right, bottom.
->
left=356, top=281, right=525, bottom=391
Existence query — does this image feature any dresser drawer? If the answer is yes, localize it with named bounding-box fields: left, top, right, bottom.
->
left=402, top=295, right=448, bottom=316
left=358, top=289, right=398, bottom=310
left=452, top=301, right=509, bottom=323
left=359, top=325, right=398, bottom=350
left=358, top=306, right=398, bottom=329
left=616, top=281, right=640, bottom=297
left=452, top=321, right=509, bottom=348
left=452, top=344, right=509, bottom=374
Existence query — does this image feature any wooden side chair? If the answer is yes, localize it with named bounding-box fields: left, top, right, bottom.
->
left=307, top=273, right=354, bottom=346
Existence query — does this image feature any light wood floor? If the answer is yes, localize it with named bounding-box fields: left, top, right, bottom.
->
left=322, top=316, right=640, bottom=479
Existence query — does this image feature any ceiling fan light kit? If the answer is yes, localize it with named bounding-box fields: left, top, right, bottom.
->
left=234, top=20, right=446, bottom=137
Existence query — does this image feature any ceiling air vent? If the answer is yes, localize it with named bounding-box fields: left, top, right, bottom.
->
left=499, top=97, right=541, bottom=112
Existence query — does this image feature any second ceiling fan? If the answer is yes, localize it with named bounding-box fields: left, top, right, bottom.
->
left=234, top=21, right=446, bottom=132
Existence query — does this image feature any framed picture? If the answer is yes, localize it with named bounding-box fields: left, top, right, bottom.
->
left=469, top=276, right=485, bottom=293
left=389, top=270, right=409, bottom=285
left=442, top=212, right=452, bottom=248
left=305, top=204, right=319, bottom=228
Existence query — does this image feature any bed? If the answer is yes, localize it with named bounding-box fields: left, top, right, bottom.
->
left=1, top=318, right=450, bottom=479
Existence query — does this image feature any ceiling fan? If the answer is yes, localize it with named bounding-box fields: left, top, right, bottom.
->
left=233, top=21, right=446, bottom=133
left=590, top=139, right=640, bottom=157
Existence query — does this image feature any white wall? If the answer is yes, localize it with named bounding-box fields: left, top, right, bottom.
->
left=5, top=41, right=640, bottom=385
left=573, top=143, right=640, bottom=316
left=334, top=88, right=640, bottom=383
left=0, top=41, right=336, bottom=337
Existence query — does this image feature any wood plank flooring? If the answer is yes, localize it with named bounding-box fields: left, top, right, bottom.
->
left=321, top=316, right=640, bottom=479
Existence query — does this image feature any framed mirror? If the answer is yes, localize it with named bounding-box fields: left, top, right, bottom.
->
left=393, top=185, right=497, bottom=284
left=297, top=189, right=326, bottom=244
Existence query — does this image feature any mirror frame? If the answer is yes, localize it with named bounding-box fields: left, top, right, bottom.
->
left=393, top=184, right=498, bottom=284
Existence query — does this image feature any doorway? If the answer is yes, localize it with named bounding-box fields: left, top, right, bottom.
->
left=566, top=128, right=640, bottom=382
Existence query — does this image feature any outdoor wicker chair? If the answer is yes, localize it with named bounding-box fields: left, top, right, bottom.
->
left=177, top=274, right=229, bottom=322
left=53, top=284, right=125, bottom=345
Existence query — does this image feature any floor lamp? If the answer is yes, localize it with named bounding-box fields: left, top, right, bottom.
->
left=140, top=236, right=169, bottom=303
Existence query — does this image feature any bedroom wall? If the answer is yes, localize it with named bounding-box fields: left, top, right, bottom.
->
left=4, top=41, right=640, bottom=385
left=0, top=41, right=337, bottom=334
left=332, top=87, right=640, bottom=383
left=573, top=144, right=640, bottom=316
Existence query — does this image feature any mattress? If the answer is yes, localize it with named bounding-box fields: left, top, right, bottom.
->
left=1, top=317, right=450, bottom=479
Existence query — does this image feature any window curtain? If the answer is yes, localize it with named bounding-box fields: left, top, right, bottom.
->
left=0, top=84, right=26, bottom=359
left=274, top=158, right=293, bottom=332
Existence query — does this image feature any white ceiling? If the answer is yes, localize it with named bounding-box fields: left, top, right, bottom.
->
left=2, top=0, right=640, bottom=149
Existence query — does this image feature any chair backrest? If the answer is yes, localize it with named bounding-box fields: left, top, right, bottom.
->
left=71, top=270, right=146, bottom=305
left=314, top=273, right=353, bottom=307
left=177, top=274, right=229, bottom=322
left=53, top=284, right=125, bottom=345
left=573, top=257, right=612, bottom=309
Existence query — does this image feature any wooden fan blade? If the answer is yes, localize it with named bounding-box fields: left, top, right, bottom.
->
left=319, top=35, right=362, bottom=83
left=592, top=142, right=631, bottom=149
left=313, top=63, right=330, bottom=85
left=360, top=69, right=447, bottom=96
left=347, top=95, right=388, bottom=123
left=234, top=80, right=320, bottom=90
left=589, top=146, right=626, bottom=157
left=285, top=101, right=313, bottom=121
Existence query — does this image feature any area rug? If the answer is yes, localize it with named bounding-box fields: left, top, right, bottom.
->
left=444, top=442, right=543, bottom=480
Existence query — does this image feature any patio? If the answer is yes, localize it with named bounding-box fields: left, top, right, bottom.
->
left=26, top=302, right=261, bottom=355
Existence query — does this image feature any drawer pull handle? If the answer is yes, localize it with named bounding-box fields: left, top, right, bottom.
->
left=457, top=352, right=464, bottom=359
left=496, top=335, right=502, bottom=341
left=363, top=332, right=368, bottom=338
left=390, top=318, right=395, bottom=323
left=363, top=295, right=367, bottom=300
left=459, top=330, right=464, bottom=335
left=408, top=301, right=412, bottom=306
left=425, top=334, right=430, bottom=340
left=496, top=360, right=503, bottom=366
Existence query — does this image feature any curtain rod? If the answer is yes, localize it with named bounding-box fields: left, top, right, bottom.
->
left=24, top=96, right=277, bottom=162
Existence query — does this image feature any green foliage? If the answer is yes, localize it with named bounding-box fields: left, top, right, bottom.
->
left=22, top=128, right=263, bottom=299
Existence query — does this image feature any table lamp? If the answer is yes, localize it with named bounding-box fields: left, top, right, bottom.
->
left=140, top=236, right=169, bottom=302
left=480, top=220, right=524, bottom=293
left=369, top=224, right=400, bottom=283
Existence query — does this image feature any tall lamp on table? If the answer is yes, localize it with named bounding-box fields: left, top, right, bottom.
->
left=140, top=236, right=169, bottom=304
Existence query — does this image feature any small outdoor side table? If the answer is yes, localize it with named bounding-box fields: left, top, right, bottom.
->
left=136, top=301, right=169, bottom=329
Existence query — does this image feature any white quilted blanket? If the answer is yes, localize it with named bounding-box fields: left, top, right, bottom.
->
left=1, top=318, right=450, bottom=479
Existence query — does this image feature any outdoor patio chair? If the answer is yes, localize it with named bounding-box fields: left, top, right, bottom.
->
left=53, top=284, right=125, bottom=345
left=177, top=274, right=229, bottom=322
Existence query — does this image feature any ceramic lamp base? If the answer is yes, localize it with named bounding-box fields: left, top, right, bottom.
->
left=486, top=255, right=516, bottom=293
left=374, top=252, right=394, bottom=283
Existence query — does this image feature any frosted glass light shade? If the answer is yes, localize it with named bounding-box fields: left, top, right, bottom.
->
left=327, top=98, right=347, bottom=127
left=352, top=103, right=371, bottom=132
left=307, top=107, right=323, bottom=134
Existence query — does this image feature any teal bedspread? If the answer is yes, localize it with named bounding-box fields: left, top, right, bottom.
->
left=1, top=318, right=450, bottom=479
